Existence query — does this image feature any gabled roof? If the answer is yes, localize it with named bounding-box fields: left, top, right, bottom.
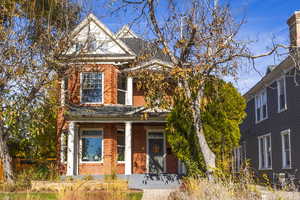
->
left=69, top=13, right=136, bottom=57
left=116, top=25, right=139, bottom=39
left=120, top=38, right=172, bottom=63
left=244, top=57, right=293, bottom=100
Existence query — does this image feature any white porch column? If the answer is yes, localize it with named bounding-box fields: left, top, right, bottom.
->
left=60, top=78, right=65, bottom=106
left=126, top=77, right=133, bottom=105
left=125, top=122, right=132, bottom=175
left=66, top=121, right=75, bottom=176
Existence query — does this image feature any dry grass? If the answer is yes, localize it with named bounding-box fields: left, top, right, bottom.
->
left=168, top=177, right=261, bottom=200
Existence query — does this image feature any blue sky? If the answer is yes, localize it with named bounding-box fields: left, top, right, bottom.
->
left=78, top=0, right=299, bottom=93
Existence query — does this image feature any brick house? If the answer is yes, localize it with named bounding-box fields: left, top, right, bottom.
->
left=236, top=11, right=300, bottom=179
left=57, top=13, right=185, bottom=177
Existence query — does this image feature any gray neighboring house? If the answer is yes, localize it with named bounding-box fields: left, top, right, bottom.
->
left=237, top=11, right=300, bottom=179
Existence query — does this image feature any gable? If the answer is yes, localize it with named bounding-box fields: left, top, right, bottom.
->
left=67, top=14, right=135, bottom=57
left=116, top=25, right=139, bottom=39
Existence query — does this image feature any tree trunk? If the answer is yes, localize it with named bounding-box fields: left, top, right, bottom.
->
left=192, top=104, right=216, bottom=180
left=0, top=133, right=14, bottom=183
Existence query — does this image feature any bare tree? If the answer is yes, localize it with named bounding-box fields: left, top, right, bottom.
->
left=0, top=0, right=80, bottom=183
left=103, top=0, right=279, bottom=179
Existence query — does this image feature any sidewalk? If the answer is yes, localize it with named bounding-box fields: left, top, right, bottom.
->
left=142, top=189, right=175, bottom=200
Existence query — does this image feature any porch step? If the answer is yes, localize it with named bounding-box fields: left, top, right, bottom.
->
left=128, top=174, right=181, bottom=190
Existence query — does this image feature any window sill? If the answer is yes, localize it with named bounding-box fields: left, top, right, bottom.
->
left=256, top=118, right=268, bottom=124
left=259, top=168, right=272, bottom=171
left=278, top=108, right=287, bottom=113
left=80, top=161, right=103, bottom=164
left=282, top=167, right=292, bottom=170
left=80, top=102, right=103, bottom=105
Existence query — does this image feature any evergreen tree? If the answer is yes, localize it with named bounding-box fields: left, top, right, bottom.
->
left=166, top=79, right=246, bottom=176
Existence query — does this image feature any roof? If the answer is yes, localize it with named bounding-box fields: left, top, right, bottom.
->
left=244, top=57, right=293, bottom=100
left=65, top=104, right=168, bottom=121
left=120, top=38, right=171, bottom=63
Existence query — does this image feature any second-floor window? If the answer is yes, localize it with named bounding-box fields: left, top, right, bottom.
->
left=258, top=134, right=272, bottom=170
left=281, top=129, right=291, bottom=169
left=81, top=72, right=103, bottom=103
left=117, top=74, right=127, bottom=105
left=255, top=89, right=267, bottom=123
left=277, top=77, right=287, bottom=112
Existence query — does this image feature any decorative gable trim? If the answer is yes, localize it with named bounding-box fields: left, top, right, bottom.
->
left=70, top=13, right=136, bottom=56
left=122, top=59, right=173, bottom=72
left=116, top=25, right=139, bottom=39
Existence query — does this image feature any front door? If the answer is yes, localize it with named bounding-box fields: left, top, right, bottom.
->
left=147, top=131, right=165, bottom=174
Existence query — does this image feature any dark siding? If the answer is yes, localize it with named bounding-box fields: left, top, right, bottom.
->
left=241, top=70, right=300, bottom=179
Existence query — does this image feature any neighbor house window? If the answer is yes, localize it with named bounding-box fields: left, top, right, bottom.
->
left=81, top=72, right=103, bottom=103
left=277, top=77, right=287, bottom=112
left=281, top=129, right=291, bottom=169
left=233, top=145, right=244, bottom=172
left=117, top=74, right=127, bottom=105
left=255, top=89, right=267, bottom=123
left=117, top=130, right=125, bottom=162
left=258, top=134, right=272, bottom=170
left=80, top=130, right=103, bottom=162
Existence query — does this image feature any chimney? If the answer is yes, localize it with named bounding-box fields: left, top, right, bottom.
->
left=287, top=11, right=300, bottom=48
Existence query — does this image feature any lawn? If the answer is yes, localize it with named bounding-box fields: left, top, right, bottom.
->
left=0, top=192, right=57, bottom=200
left=0, top=192, right=143, bottom=200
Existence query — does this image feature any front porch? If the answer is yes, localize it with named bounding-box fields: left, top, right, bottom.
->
left=61, top=119, right=186, bottom=177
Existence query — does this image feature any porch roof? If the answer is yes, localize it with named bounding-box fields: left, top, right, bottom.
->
left=65, top=104, right=168, bottom=121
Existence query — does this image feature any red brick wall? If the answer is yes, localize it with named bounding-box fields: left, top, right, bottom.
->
left=132, top=124, right=147, bottom=173
left=133, top=82, right=145, bottom=106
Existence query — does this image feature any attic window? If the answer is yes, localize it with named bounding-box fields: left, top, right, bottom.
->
left=87, top=36, right=97, bottom=52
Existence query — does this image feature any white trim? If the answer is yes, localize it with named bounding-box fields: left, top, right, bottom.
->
left=146, top=129, right=166, bottom=173
left=258, top=133, right=272, bottom=170
left=66, top=122, right=76, bottom=176
left=122, top=59, right=173, bottom=72
left=60, top=79, right=65, bottom=106
left=255, top=89, right=268, bottom=124
left=277, top=76, right=287, bottom=113
left=125, top=122, right=132, bottom=175
left=79, top=128, right=104, bottom=164
left=281, top=129, right=292, bottom=169
left=70, top=13, right=136, bottom=56
left=115, top=25, right=139, bottom=39
left=80, top=72, right=104, bottom=104
left=126, top=77, right=133, bottom=105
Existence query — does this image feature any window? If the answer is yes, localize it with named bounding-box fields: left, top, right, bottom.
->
left=255, top=89, right=267, bottom=123
left=61, top=130, right=68, bottom=163
left=117, top=130, right=125, bottom=162
left=87, top=36, right=97, bottom=52
left=117, top=74, right=127, bottom=105
left=277, top=77, right=287, bottom=112
left=258, top=134, right=272, bottom=170
left=81, top=72, right=103, bottom=103
left=233, top=145, right=244, bottom=172
left=281, top=129, right=291, bottom=169
left=80, top=130, right=103, bottom=162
